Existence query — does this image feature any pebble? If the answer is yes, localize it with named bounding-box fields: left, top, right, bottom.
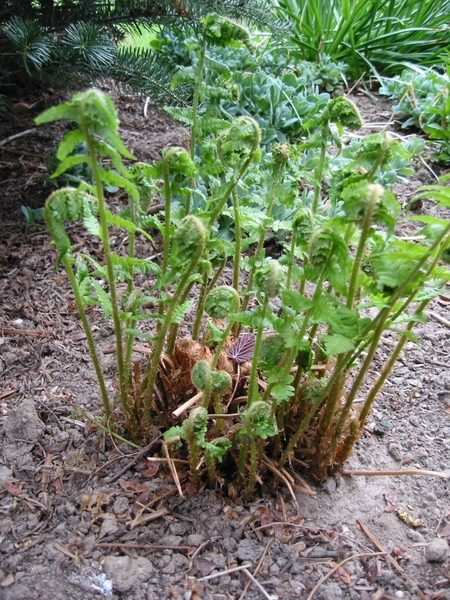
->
left=425, top=538, right=449, bottom=562
left=0, top=466, right=13, bottom=486
left=112, top=496, right=129, bottom=515
left=102, top=555, right=154, bottom=592
left=99, top=517, right=118, bottom=538
left=236, top=539, right=263, bottom=562
left=388, top=443, right=403, bottom=461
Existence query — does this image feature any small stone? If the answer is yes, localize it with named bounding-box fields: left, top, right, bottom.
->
left=425, top=538, right=449, bottom=562
left=236, top=539, right=263, bottom=562
left=388, top=444, right=403, bottom=461
left=102, top=555, right=154, bottom=592
left=321, top=582, right=343, bottom=599
left=0, top=466, right=13, bottom=486
left=112, top=496, right=129, bottom=515
left=99, top=517, right=119, bottom=538
left=407, top=529, right=425, bottom=543
left=408, top=415, right=420, bottom=427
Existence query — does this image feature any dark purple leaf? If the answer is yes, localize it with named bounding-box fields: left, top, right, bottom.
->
left=227, top=333, right=256, bottom=364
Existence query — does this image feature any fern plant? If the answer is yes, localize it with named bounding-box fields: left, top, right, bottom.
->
left=38, top=87, right=450, bottom=498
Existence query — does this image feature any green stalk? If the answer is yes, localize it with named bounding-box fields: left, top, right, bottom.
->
left=142, top=240, right=206, bottom=427
left=244, top=435, right=257, bottom=500
left=124, top=189, right=136, bottom=369
left=211, top=320, right=235, bottom=371
left=357, top=299, right=430, bottom=430
left=242, top=162, right=283, bottom=312
left=62, top=256, right=111, bottom=420
left=166, top=279, right=196, bottom=356
left=246, top=295, right=270, bottom=406
left=192, top=258, right=227, bottom=341
left=232, top=189, right=241, bottom=294
left=208, top=125, right=260, bottom=228
left=286, top=233, right=296, bottom=290
left=192, top=272, right=209, bottom=341
left=187, top=37, right=206, bottom=215
left=80, top=101, right=133, bottom=427
left=312, top=128, right=328, bottom=213
left=161, top=152, right=174, bottom=277
left=346, top=188, right=379, bottom=310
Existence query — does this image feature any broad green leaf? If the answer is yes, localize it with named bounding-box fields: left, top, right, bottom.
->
left=322, top=334, right=355, bottom=356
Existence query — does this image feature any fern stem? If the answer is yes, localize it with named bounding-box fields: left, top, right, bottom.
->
left=241, top=162, right=283, bottom=312
left=346, top=192, right=377, bottom=310
left=357, top=299, right=429, bottom=430
left=312, top=128, right=328, bottom=213
left=142, top=240, right=205, bottom=427
left=192, top=258, right=226, bottom=341
left=211, top=319, right=234, bottom=370
left=62, top=256, right=111, bottom=420
left=80, top=100, right=133, bottom=428
left=232, top=189, right=241, bottom=294
left=246, top=295, right=270, bottom=406
left=162, top=154, right=173, bottom=276
left=187, top=38, right=206, bottom=215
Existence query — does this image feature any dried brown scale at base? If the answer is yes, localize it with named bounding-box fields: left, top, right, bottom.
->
left=0, top=89, right=450, bottom=599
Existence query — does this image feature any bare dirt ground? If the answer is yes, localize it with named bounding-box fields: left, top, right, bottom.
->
left=0, top=85, right=449, bottom=600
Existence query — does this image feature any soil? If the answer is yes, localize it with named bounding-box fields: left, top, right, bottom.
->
left=0, top=84, right=450, bottom=600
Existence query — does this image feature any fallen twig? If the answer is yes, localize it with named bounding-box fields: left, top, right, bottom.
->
left=435, top=503, right=450, bottom=535
left=306, top=551, right=386, bottom=600
left=1, top=327, right=47, bottom=337
left=429, top=311, right=450, bottom=329
left=0, top=128, right=36, bottom=148
left=242, top=569, right=273, bottom=600
left=162, top=441, right=184, bottom=497
left=103, top=435, right=162, bottom=484
left=172, top=391, right=203, bottom=418
left=126, top=507, right=168, bottom=529
left=357, top=519, right=428, bottom=600
left=262, top=455, right=299, bottom=512
left=238, top=538, right=273, bottom=600
left=198, top=563, right=253, bottom=582
left=342, top=468, right=449, bottom=479
left=94, top=542, right=192, bottom=552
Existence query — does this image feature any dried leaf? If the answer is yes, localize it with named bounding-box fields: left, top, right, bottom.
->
left=144, top=459, right=160, bottom=478
left=193, top=558, right=215, bottom=576
left=0, top=573, right=15, bottom=588
left=291, top=541, right=306, bottom=555
left=384, top=491, right=398, bottom=512
left=437, top=294, right=450, bottom=305
left=4, top=481, right=22, bottom=497
left=79, top=491, right=110, bottom=516
left=227, top=333, right=256, bottom=364
left=118, top=478, right=149, bottom=493
left=223, top=506, right=238, bottom=519
left=337, top=565, right=351, bottom=584
left=252, top=505, right=273, bottom=527
left=367, top=559, right=378, bottom=583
